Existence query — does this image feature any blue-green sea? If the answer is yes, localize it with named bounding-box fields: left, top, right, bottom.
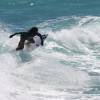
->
left=0, top=0, right=100, bottom=100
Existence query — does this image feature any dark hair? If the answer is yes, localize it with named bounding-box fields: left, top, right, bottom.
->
left=29, top=27, right=38, bottom=33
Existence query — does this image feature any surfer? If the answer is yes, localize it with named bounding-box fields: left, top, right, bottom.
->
left=9, top=27, right=44, bottom=50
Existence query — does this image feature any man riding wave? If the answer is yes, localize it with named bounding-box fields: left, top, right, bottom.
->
left=9, top=27, right=44, bottom=51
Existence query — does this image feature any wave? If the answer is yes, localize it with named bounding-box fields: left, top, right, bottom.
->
left=0, top=16, right=100, bottom=99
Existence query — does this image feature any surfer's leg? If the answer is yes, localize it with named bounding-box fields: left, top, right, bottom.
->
left=27, top=38, right=35, bottom=44
left=16, top=38, right=25, bottom=51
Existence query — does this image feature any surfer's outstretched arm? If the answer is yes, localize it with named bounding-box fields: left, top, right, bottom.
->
left=9, top=32, right=23, bottom=38
left=37, top=33, right=44, bottom=46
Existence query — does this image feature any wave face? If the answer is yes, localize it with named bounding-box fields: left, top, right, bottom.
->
left=0, top=16, right=100, bottom=99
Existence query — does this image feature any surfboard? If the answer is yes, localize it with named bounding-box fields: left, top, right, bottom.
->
left=25, top=34, right=48, bottom=51
left=10, top=34, right=48, bottom=63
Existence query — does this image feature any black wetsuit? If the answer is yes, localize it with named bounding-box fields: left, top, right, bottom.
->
left=17, top=32, right=43, bottom=44
left=9, top=31, right=43, bottom=50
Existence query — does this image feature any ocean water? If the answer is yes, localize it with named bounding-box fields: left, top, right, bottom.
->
left=0, top=0, right=100, bottom=100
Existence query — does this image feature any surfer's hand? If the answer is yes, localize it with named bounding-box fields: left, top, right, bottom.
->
left=9, top=35, right=13, bottom=38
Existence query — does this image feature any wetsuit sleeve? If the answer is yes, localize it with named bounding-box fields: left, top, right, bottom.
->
left=9, top=32, right=23, bottom=38
left=37, top=33, right=44, bottom=46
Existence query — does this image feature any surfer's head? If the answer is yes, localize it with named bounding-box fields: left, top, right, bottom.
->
left=29, top=27, right=38, bottom=33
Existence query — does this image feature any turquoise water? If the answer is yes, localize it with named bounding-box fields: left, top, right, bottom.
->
left=0, top=0, right=100, bottom=100
left=0, top=0, right=100, bottom=28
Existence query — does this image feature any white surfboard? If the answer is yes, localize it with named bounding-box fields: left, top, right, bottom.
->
left=11, top=34, right=48, bottom=63
left=25, top=34, right=48, bottom=51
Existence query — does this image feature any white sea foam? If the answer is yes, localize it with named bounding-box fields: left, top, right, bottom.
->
left=0, top=16, right=100, bottom=99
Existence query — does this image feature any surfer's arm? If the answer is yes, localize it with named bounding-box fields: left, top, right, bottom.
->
left=37, top=33, right=44, bottom=46
left=9, top=32, right=23, bottom=38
